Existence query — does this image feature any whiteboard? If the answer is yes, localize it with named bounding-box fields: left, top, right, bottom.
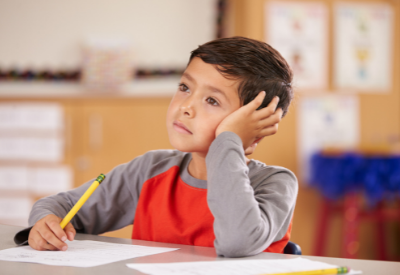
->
left=0, top=0, right=217, bottom=70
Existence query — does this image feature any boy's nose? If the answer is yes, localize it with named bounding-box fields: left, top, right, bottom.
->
left=180, top=104, right=195, bottom=118
left=180, top=96, right=196, bottom=118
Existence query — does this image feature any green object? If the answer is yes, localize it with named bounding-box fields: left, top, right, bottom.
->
left=96, top=174, right=106, bottom=184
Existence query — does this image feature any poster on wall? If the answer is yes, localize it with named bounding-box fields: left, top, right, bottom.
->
left=265, top=2, right=328, bottom=90
left=297, top=95, right=359, bottom=183
left=334, top=3, right=393, bottom=91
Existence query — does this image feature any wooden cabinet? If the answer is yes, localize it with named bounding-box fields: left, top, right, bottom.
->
left=74, top=98, right=173, bottom=185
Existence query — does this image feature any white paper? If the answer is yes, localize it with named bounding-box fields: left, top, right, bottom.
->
left=0, top=197, right=33, bottom=220
left=297, top=95, right=359, bottom=183
left=265, top=2, right=328, bottom=90
left=30, top=166, right=73, bottom=195
left=127, top=257, right=362, bottom=275
left=0, top=166, right=29, bottom=190
left=0, top=136, right=64, bottom=162
left=0, top=240, right=178, bottom=267
left=0, top=165, right=72, bottom=194
left=334, top=3, right=393, bottom=91
left=0, top=103, right=63, bottom=131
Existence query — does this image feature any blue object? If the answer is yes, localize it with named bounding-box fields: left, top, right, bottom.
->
left=284, top=241, right=302, bottom=255
left=309, top=152, right=400, bottom=204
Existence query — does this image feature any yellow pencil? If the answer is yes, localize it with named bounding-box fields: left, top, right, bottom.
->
left=60, top=174, right=106, bottom=229
left=260, top=266, right=350, bottom=275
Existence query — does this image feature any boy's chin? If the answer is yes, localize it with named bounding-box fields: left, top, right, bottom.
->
left=169, top=142, right=208, bottom=154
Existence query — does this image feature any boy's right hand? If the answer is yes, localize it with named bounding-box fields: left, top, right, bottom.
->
left=215, top=92, right=282, bottom=150
left=28, top=214, right=76, bottom=251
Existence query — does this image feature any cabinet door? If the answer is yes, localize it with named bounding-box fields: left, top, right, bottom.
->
left=74, top=97, right=173, bottom=184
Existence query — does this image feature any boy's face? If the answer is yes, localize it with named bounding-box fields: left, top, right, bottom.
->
left=166, top=57, right=241, bottom=154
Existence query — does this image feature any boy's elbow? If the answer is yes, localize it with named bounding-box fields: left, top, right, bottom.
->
left=216, top=248, right=255, bottom=258
left=214, top=239, right=262, bottom=258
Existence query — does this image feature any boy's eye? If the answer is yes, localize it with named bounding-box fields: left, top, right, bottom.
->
left=206, top=97, right=219, bottom=106
left=178, top=83, right=189, bottom=92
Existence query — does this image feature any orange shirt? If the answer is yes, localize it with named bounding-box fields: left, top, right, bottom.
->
left=132, top=165, right=291, bottom=253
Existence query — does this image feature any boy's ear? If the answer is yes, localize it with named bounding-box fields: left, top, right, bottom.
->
left=244, top=137, right=264, bottom=156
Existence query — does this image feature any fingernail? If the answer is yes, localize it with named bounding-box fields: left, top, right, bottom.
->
left=61, top=236, right=67, bottom=242
left=276, top=96, right=280, bottom=101
left=62, top=246, right=67, bottom=251
left=69, top=233, right=74, bottom=240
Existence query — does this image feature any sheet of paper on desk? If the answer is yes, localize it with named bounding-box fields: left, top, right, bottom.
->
left=127, top=257, right=362, bottom=275
left=0, top=240, right=178, bottom=267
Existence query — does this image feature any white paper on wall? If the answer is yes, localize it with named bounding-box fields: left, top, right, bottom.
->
left=0, top=166, right=29, bottom=190
left=0, top=103, right=64, bottom=131
left=297, top=95, right=359, bottom=183
left=0, top=197, right=33, bottom=220
left=334, top=3, right=393, bottom=91
left=0, top=137, right=64, bottom=162
left=30, top=166, right=73, bottom=195
left=265, top=1, right=328, bottom=90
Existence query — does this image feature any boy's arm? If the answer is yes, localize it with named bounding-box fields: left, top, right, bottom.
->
left=206, top=131, right=298, bottom=257
left=30, top=162, right=139, bottom=233
left=14, top=153, right=150, bottom=246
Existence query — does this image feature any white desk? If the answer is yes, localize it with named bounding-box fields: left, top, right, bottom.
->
left=1, top=224, right=399, bottom=275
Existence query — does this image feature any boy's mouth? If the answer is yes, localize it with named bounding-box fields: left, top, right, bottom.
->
left=173, top=121, right=192, bottom=134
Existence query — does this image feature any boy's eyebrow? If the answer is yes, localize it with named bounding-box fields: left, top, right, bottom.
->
left=182, top=72, right=229, bottom=102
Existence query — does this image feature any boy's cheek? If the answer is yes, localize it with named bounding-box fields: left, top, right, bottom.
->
left=165, top=107, right=177, bottom=127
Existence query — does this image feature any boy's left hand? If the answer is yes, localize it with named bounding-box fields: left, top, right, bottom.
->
left=215, top=91, right=283, bottom=152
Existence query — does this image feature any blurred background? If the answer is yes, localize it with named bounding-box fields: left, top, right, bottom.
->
left=0, top=0, right=399, bottom=261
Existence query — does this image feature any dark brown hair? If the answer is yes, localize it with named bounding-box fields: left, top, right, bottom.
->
left=189, top=36, right=293, bottom=116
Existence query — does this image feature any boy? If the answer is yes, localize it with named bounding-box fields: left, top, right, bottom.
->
left=14, top=36, right=298, bottom=257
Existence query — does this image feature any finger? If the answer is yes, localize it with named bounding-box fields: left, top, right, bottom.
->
left=268, top=96, right=280, bottom=110
left=29, top=230, right=59, bottom=251
left=248, top=91, right=266, bottom=111
left=259, top=124, right=279, bottom=137
left=64, top=223, right=76, bottom=241
left=47, top=219, right=68, bottom=242
left=258, top=111, right=282, bottom=129
left=257, top=97, right=280, bottom=119
left=274, top=108, right=284, bottom=118
left=39, top=224, right=68, bottom=251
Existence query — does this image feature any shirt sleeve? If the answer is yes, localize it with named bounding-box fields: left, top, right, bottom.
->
left=14, top=152, right=151, bottom=245
left=206, top=131, right=298, bottom=257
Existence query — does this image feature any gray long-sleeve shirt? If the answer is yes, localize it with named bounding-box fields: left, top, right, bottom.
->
left=14, top=131, right=298, bottom=257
